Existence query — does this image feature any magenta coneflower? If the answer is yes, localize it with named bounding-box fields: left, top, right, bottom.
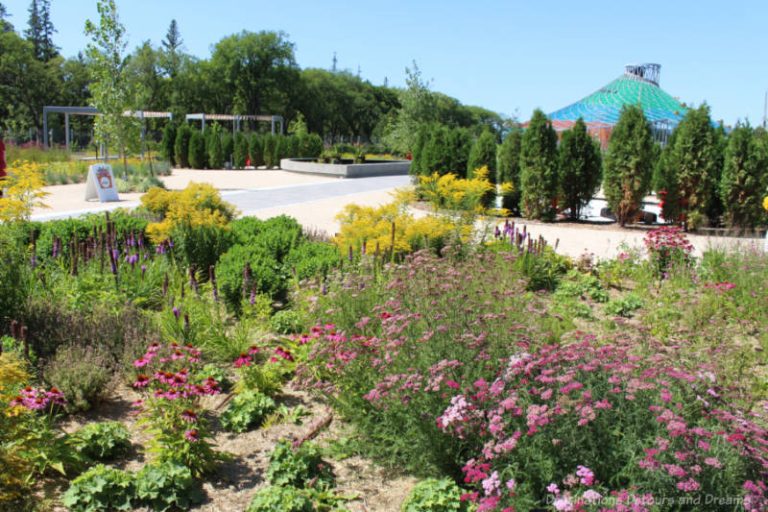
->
left=184, top=429, right=199, bottom=442
left=181, top=409, right=198, bottom=423
left=247, top=345, right=260, bottom=356
left=133, top=374, right=150, bottom=388
left=234, top=354, right=252, bottom=368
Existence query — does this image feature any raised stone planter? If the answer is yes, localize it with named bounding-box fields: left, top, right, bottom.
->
left=280, top=158, right=410, bottom=178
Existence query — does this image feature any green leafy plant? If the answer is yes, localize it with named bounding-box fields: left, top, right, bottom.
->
left=401, top=478, right=465, bottom=512
left=604, top=292, right=644, bottom=317
left=72, top=421, right=131, bottom=461
left=246, top=485, right=314, bottom=512
left=61, top=464, right=134, bottom=512
left=134, top=461, right=204, bottom=511
left=267, top=440, right=334, bottom=489
left=270, top=310, right=306, bottom=334
left=220, top=390, right=276, bottom=433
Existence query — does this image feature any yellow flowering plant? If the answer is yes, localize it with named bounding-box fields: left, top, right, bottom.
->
left=333, top=191, right=471, bottom=258
left=0, top=160, right=49, bottom=222
left=142, top=183, right=238, bottom=243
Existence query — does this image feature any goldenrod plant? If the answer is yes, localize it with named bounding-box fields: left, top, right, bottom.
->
left=0, top=160, right=49, bottom=222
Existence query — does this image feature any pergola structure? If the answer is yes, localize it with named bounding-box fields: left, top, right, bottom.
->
left=185, top=113, right=284, bottom=135
left=42, top=106, right=173, bottom=151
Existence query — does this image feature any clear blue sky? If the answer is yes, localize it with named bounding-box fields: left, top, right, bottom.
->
left=4, top=0, right=767, bottom=125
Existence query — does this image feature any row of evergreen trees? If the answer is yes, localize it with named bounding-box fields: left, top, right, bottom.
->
left=160, top=124, right=324, bottom=170
left=411, top=116, right=602, bottom=219
left=413, top=105, right=768, bottom=229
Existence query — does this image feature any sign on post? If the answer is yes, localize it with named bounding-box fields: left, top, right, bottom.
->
left=85, top=164, right=119, bottom=202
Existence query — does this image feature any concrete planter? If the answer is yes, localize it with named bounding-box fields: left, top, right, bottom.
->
left=280, top=158, right=411, bottom=178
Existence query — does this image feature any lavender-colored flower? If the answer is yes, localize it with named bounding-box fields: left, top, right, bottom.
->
left=172, top=306, right=180, bottom=319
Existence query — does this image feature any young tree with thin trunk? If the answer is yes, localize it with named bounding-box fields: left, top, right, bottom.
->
left=85, top=0, right=141, bottom=176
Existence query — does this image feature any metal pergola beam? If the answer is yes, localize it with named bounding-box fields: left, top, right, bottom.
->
left=185, top=113, right=284, bottom=135
left=42, top=106, right=172, bottom=151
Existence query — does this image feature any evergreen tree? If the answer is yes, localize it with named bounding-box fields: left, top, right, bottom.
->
left=705, top=124, right=727, bottom=225
left=263, top=134, right=279, bottom=168
left=497, top=129, right=522, bottom=214
left=25, top=0, right=57, bottom=61
left=410, top=124, right=430, bottom=176
left=174, top=124, right=191, bottom=168
left=720, top=125, right=768, bottom=228
left=654, top=129, right=681, bottom=222
left=467, top=129, right=498, bottom=180
left=188, top=129, right=207, bottom=169
left=161, top=123, right=177, bottom=166
left=161, top=18, right=182, bottom=77
left=602, top=105, right=654, bottom=226
left=299, top=133, right=323, bottom=159
left=421, top=125, right=450, bottom=175
left=0, top=2, right=14, bottom=32
left=558, top=118, right=602, bottom=220
left=207, top=124, right=224, bottom=169
left=233, top=132, right=248, bottom=168
left=222, top=132, right=234, bottom=165
left=446, top=127, right=472, bottom=178
left=520, top=109, right=559, bottom=220
left=657, top=105, right=718, bottom=228
left=249, top=133, right=265, bottom=167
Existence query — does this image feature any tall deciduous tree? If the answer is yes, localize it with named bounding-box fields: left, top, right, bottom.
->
left=208, top=30, right=298, bottom=116
left=497, top=129, right=522, bottom=214
left=558, top=118, right=602, bottom=220
left=720, top=125, right=768, bottom=228
left=383, top=62, right=437, bottom=154
left=520, top=109, right=559, bottom=220
left=85, top=0, right=141, bottom=173
left=602, top=105, right=654, bottom=226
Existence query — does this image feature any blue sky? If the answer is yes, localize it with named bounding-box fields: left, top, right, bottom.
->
left=4, top=0, right=767, bottom=125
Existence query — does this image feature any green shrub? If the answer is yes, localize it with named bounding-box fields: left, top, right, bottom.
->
left=230, top=216, right=266, bottom=245
left=0, top=225, right=31, bottom=326
left=134, top=462, right=204, bottom=511
left=44, top=344, right=113, bottom=412
left=246, top=485, right=313, bottom=512
left=402, top=478, right=465, bottom=512
left=553, top=270, right=609, bottom=303
left=299, top=133, right=324, bottom=159
left=174, top=124, right=192, bottom=168
left=270, top=310, right=306, bottom=334
left=267, top=440, right=334, bottom=488
left=285, top=242, right=339, bottom=281
left=188, top=130, right=208, bottom=169
left=217, top=244, right=284, bottom=313
left=257, top=215, right=303, bottom=262
left=72, top=422, right=131, bottom=461
left=172, top=222, right=232, bottom=274
left=220, top=390, right=276, bottom=432
left=250, top=133, right=265, bottom=167
left=61, top=464, right=134, bottom=512
left=513, top=246, right=571, bottom=292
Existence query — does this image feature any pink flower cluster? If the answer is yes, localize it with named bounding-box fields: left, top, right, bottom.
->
left=132, top=342, right=220, bottom=401
left=9, top=386, right=66, bottom=410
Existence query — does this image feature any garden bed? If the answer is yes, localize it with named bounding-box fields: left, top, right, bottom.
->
left=279, top=158, right=411, bottom=178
